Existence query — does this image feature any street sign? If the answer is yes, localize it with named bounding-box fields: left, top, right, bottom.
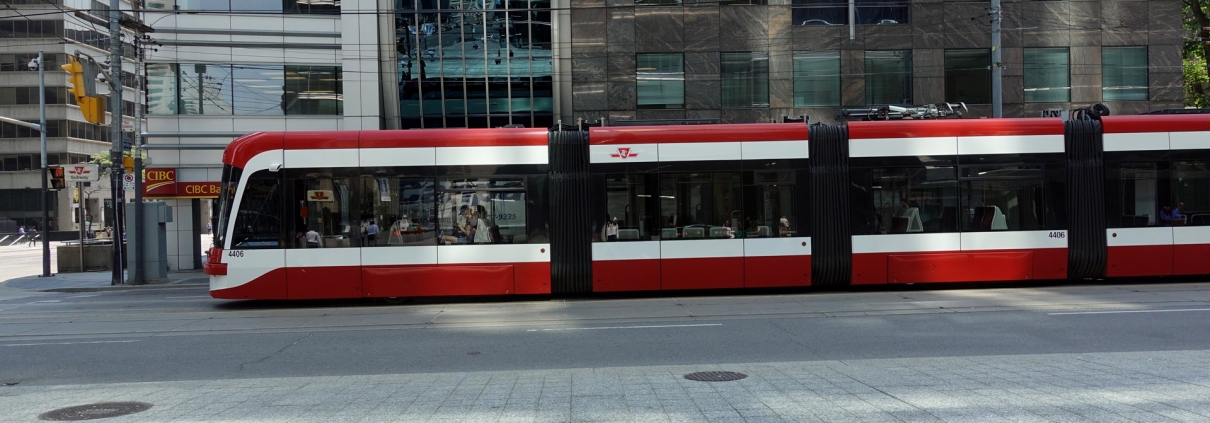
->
left=122, top=119, right=135, bottom=133
left=123, top=180, right=135, bottom=191
left=65, top=164, right=100, bottom=182
left=123, top=173, right=135, bottom=183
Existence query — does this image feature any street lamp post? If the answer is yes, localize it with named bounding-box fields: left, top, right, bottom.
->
left=30, top=52, right=52, bottom=277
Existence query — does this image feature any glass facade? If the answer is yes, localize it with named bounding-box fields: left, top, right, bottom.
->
left=793, top=51, right=840, bottom=107
left=145, top=0, right=340, bottom=14
left=397, top=0, right=553, bottom=128
left=1103, top=46, right=1148, bottom=102
left=721, top=52, right=769, bottom=109
left=637, top=53, right=685, bottom=109
left=944, top=49, right=991, bottom=105
left=1024, top=48, right=1070, bottom=103
left=865, top=50, right=911, bottom=105
left=146, top=64, right=343, bottom=116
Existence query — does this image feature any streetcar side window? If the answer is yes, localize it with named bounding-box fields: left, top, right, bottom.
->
left=960, top=165, right=1061, bottom=231
left=287, top=173, right=359, bottom=248
left=230, top=170, right=282, bottom=249
left=743, top=171, right=796, bottom=238
left=438, top=177, right=528, bottom=244
left=658, top=172, right=742, bottom=240
left=1174, top=160, right=1210, bottom=226
left=600, top=174, right=656, bottom=241
left=850, top=166, right=959, bottom=235
left=1112, top=162, right=1164, bottom=227
left=214, top=164, right=240, bottom=249
left=361, top=175, right=436, bottom=247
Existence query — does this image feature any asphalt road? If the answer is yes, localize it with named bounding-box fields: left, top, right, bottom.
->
left=3, top=280, right=1210, bottom=387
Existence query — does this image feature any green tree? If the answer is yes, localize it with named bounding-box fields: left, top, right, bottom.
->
left=1185, top=0, right=1210, bottom=107
left=88, top=150, right=151, bottom=175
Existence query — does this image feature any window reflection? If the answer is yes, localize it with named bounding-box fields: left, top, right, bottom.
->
left=960, top=166, right=1047, bottom=232
left=601, top=174, right=656, bottom=241
left=361, top=176, right=436, bottom=246
left=290, top=174, right=357, bottom=248
left=179, top=64, right=233, bottom=115
left=233, top=65, right=285, bottom=116
left=397, top=0, right=553, bottom=128
left=1174, top=161, right=1210, bottom=226
left=658, top=173, right=741, bottom=240
left=147, top=64, right=342, bottom=116
left=1115, top=163, right=1161, bottom=227
left=437, top=177, right=528, bottom=244
left=852, top=167, right=959, bottom=235
left=145, top=0, right=339, bottom=13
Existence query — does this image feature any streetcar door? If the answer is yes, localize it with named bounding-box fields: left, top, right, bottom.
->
left=284, top=171, right=363, bottom=299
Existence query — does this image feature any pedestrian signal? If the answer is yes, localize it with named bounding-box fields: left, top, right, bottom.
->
left=49, top=166, right=66, bottom=191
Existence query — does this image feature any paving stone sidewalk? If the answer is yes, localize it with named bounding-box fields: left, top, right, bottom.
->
left=3, top=350, right=1210, bottom=423
left=2, top=270, right=207, bottom=291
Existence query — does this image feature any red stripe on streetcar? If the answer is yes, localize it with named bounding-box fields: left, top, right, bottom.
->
left=1175, top=243, right=1210, bottom=276
left=1102, top=115, right=1210, bottom=133
left=852, top=249, right=1068, bottom=284
left=848, top=118, right=1064, bottom=139
left=1107, top=245, right=1174, bottom=277
left=224, top=132, right=284, bottom=170
left=283, top=131, right=359, bottom=150
left=210, top=268, right=288, bottom=300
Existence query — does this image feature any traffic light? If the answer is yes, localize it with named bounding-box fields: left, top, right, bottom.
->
left=60, top=55, right=106, bottom=125
left=123, top=156, right=134, bottom=173
left=49, top=166, right=66, bottom=191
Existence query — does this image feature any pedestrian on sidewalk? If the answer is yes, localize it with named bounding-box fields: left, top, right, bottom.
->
left=27, top=227, right=37, bottom=247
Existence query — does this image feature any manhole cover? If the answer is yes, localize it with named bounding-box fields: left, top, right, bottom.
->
left=38, top=402, right=152, bottom=421
left=683, top=371, right=747, bottom=382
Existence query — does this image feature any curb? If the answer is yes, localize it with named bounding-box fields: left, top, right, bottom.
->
left=38, top=282, right=210, bottom=293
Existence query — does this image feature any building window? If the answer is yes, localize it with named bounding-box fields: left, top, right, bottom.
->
left=865, top=50, right=912, bottom=105
left=145, top=0, right=339, bottom=14
left=1103, top=46, right=1148, bottom=102
left=637, top=53, right=685, bottom=110
left=721, top=52, right=769, bottom=108
left=1024, top=48, right=1070, bottom=103
left=944, top=49, right=991, bottom=104
left=793, top=51, right=840, bottom=107
left=146, top=64, right=342, bottom=115
left=180, top=64, right=234, bottom=115
left=793, top=0, right=848, bottom=26
left=856, top=0, right=909, bottom=25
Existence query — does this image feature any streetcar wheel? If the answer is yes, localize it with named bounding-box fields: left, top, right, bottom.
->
left=382, top=297, right=407, bottom=305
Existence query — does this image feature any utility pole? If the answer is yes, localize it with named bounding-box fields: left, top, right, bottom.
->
left=990, top=0, right=1002, bottom=118
left=108, top=0, right=125, bottom=285
left=131, top=30, right=145, bottom=286
left=37, top=51, right=51, bottom=277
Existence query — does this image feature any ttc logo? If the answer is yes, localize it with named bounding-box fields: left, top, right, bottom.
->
left=69, top=166, right=90, bottom=176
left=610, top=147, right=638, bottom=159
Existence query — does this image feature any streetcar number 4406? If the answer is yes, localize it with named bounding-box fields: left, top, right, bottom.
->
left=227, top=250, right=244, bottom=257
left=1048, top=232, right=1066, bottom=239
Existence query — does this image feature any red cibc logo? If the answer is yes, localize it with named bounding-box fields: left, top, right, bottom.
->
left=610, top=147, right=638, bottom=159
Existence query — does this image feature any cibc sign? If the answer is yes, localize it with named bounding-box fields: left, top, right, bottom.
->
left=143, top=168, right=220, bottom=198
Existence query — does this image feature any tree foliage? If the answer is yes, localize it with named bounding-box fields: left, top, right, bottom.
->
left=88, top=149, right=151, bottom=175
left=1185, top=0, right=1210, bottom=107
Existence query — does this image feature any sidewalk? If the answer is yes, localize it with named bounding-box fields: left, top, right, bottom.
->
left=2, top=270, right=208, bottom=292
left=0, top=239, right=210, bottom=292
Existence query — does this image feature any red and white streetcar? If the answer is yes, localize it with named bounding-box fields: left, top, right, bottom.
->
left=204, top=114, right=1210, bottom=300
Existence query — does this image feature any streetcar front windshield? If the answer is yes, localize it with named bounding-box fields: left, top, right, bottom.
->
left=214, top=164, right=241, bottom=249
